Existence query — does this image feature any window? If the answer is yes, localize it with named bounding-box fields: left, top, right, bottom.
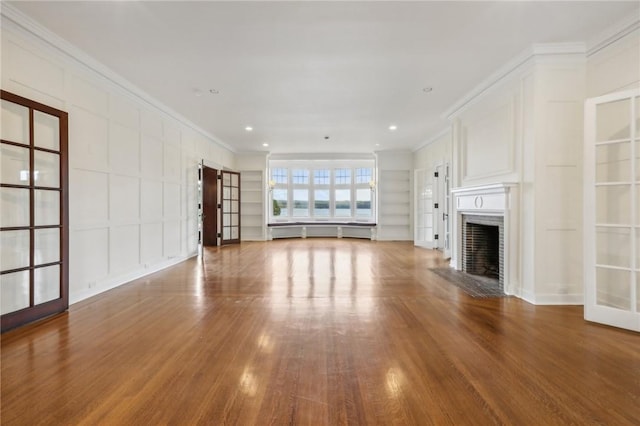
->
left=272, top=189, right=288, bottom=217
left=314, top=169, right=329, bottom=185
left=292, top=169, right=309, bottom=184
left=314, top=189, right=330, bottom=217
left=334, top=189, right=351, bottom=217
left=356, top=168, right=372, bottom=184
left=356, top=188, right=372, bottom=217
left=268, top=161, right=374, bottom=222
left=272, top=168, right=288, bottom=184
left=334, top=168, right=351, bottom=185
left=293, top=189, right=309, bottom=217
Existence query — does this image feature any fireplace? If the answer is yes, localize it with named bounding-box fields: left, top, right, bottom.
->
left=462, top=215, right=504, bottom=289
left=451, top=183, right=518, bottom=296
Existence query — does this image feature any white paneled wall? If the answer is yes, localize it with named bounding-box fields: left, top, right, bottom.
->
left=533, top=64, right=586, bottom=300
left=450, top=47, right=587, bottom=304
left=1, top=17, right=235, bottom=304
left=588, top=27, right=640, bottom=97
left=454, top=85, right=520, bottom=188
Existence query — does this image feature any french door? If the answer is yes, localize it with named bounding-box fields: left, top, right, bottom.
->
left=221, top=171, right=240, bottom=245
left=443, top=163, right=452, bottom=259
left=1, top=91, right=68, bottom=332
left=584, top=88, right=639, bottom=332
left=414, top=168, right=434, bottom=248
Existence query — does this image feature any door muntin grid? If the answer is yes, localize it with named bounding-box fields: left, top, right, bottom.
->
left=591, top=93, right=638, bottom=319
left=221, top=171, right=241, bottom=244
left=1, top=91, right=68, bottom=329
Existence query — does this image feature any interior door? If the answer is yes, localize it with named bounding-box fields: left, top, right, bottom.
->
left=434, top=165, right=442, bottom=250
left=221, top=170, right=241, bottom=245
left=443, top=163, right=452, bottom=259
left=584, top=87, right=639, bottom=332
left=1, top=90, right=69, bottom=332
left=202, top=166, right=218, bottom=246
left=414, top=168, right=434, bottom=248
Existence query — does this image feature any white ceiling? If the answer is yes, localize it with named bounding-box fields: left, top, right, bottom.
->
left=8, top=1, right=639, bottom=154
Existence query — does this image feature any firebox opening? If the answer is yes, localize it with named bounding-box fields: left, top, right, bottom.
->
left=465, top=223, right=500, bottom=280
left=461, top=214, right=504, bottom=291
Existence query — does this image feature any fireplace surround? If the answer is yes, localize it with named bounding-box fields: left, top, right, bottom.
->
left=451, top=183, right=518, bottom=296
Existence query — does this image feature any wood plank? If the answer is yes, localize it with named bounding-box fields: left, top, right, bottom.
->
left=2, top=240, right=639, bottom=424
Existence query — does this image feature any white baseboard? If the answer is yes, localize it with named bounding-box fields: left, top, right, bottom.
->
left=521, top=292, right=584, bottom=305
left=69, top=253, right=196, bottom=305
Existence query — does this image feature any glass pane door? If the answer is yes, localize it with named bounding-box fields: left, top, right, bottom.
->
left=221, top=171, right=241, bottom=245
left=585, top=88, right=639, bottom=332
left=1, top=91, right=68, bottom=332
left=414, top=168, right=434, bottom=248
left=443, top=163, right=452, bottom=258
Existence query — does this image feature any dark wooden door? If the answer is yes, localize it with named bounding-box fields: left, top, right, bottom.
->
left=202, top=166, right=218, bottom=246
left=1, top=91, right=69, bottom=332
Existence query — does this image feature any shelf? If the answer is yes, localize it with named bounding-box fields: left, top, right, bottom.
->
left=240, top=170, right=263, bottom=181
left=242, top=216, right=264, bottom=227
left=241, top=191, right=262, bottom=203
left=379, top=216, right=410, bottom=226
left=241, top=181, right=263, bottom=191
left=378, top=169, right=411, bottom=232
left=383, top=193, right=410, bottom=204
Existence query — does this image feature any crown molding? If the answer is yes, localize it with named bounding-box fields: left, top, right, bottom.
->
left=442, top=42, right=586, bottom=121
left=0, top=4, right=236, bottom=154
left=587, top=13, right=640, bottom=57
left=412, top=126, right=451, bottom=152
left=269, top=152, right=376, bottom=161
left=443, top=13, right=640, bottom=122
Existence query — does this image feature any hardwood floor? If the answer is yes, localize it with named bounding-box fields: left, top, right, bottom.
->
left=2, top=240, right=639, bottom=425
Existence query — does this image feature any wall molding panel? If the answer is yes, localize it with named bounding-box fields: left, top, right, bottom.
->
left=1, top=8, right=236, bottom=306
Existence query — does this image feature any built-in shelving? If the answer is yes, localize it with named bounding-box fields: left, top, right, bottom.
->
left=378, top=170, right=411, bottom=240
left=240, top=170, right=265, bottom=240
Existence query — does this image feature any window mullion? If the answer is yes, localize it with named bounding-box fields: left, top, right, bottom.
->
left=309, top=170, right=314, bottom=218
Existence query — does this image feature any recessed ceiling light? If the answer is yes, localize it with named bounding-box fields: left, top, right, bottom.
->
left=375, top=143, right=380, bottom=146
left=423, top=87, right=433, bottom=93
left=209, top=89, right=219, bottom=94
left=262, top=143, right=269, bottom=147
left=389, top=125, right=397, bottom=131
left=245, top=126, right=253, bottom=131
left=194, top=89, right=204, bottom=97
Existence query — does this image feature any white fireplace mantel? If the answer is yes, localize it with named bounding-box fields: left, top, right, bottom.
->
left=451, top=183, right=518, bottom=214
left=451, top=183, right=520, bottom=296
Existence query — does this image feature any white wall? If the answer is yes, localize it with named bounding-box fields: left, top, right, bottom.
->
left=587, top=26, right=640, bottom=97
left=413, top=132, right=451, bottom=172
left=452, top=71, right=523, bottom=189
left=236, top=152, right=268, bottom=172
left=531, top=58, right=586, bottom=302
left=1, top=14, right=236, bottom=304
